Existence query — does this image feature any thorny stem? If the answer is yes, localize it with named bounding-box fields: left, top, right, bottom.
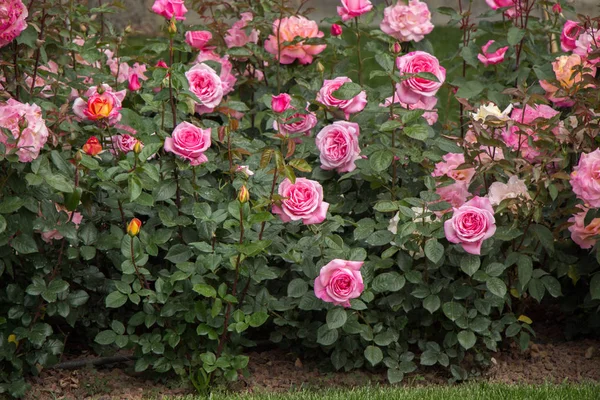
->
left=390, top=58, right=398, bottom=199
left=30, top=0, right=47, bottom=95
left=355, top=18, right=363, bottom=85
left=457, top=0, right=473, bottom=138
left=169, top=35, right=177, bottom=129
left=13, top=42, right=20, bottom=101
left=259, top=170, right=279, bottom=240
left=276, top=0, right=284, bottom=93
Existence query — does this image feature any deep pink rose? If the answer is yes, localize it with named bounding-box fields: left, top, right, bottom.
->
left=432, top=153, right=475, bottom=184
left=331, top=24, right=343, bottom=37
left=264, top=16, right=326, bottom=65
left=501, top=104, right=559, bottom=161
left=110, top=134, right=140, bottom=155
left=225, top=12, right=259, bottom=49
left=477, top=40, right=509, bottom=67
left=195, top=51, right=237, bottom=97
left=105, top=50, right=148, bottom=84
left=315, top=121, right=361, bottom=173
left=337, top=0, right=373, bottom=22
left=444, top=196, right=496, bottom=255
left=0, top=99, right=49, bottom=162
left=185, top=63, right=224, bottom=113
left=273, top=100, right=318, bottom=139
left=272, top=178, right=329, bottom=225
left=381, top=93, right=438, bottom=125
left=164, top=122, right=211, bottom=166
left=571, top=149, right=600, bottom=208
left=186, top=31, right=213, bottom=50
left=317, top=77, right=367, bottom=119
left=380, top=0, right=434, bottom=43
left=151, top=0, right=187, bottom=21
left=72, top=84, right=126, bottom=125
left=272, top=93, right=292, bottom=113
left=314, top=259, right=364, bottom=307
left=395, top=51, right=446, bottom=105
left=128, top=73, right=141, bottom=91
left=40, top=204, right=83, bottom=243
left=485, top=0, right=518, bottom=17
left=0, top=0, right=28, bottom=49
left=569, top=207, right=600, bottom=249
left=561, top=20, right=583, bottom=52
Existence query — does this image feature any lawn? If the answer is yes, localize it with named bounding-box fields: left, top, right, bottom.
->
left=166, top=383, right=600, bottom=400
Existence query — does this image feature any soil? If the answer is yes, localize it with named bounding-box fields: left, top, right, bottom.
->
left=23, top=313, right=600, bottom=399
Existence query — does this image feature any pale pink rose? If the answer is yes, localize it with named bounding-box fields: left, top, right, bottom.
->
left=337, top=0, right=373, bottom=21
left=502, top=104, right=559, bottom=161
left=40, top=204, right=83, bottom=243
left=272, top=93, right=292, bottom=113
left=244, top=64, right=264, bottom=81
left=477, top=40, right=509, bottom=67
left=315, top=121, right=361, bottom=173
left=0, top=99, right=49, bottom=162
left=274, top=106, right=318, bottom=139
left=574, top=29, right=600, bottom=61
left=164, top=122, right=211, bottom=166
left=501, top=125, right=540, bottom=161
left=539, top=80, right=575, bottom=108
left=316, top=77, right=367, bottom=119
left=464, top=129, right=504, bottom=164
left=381, top=93, right=438, bottom=125
left=561, top=21, right=583, bottom=52
left=272, top=178, right=329, bottom=225
left=186, top=31, right=213, bottom=50
left=264, top=16, right=326, bottom=65
left=314, top=259, right=364, bottom=307
left=395, top=51, right=446, bottom=105
left=485, top=0, right=518, bottom=17
left=151, top=0, right=187, bottom=20
left=185, top=63, right=224, bottom=114
left=25, top=61, right=59, bottom=98
left=511, top=104, right=559, bottom=124
left=434, top=182, right=470, bottom=215
left=444, top=196, right=496, bottom=255
left=236, top=165, right=254, bottom=176
left=0, top=0, right=28, bottom=49
left=380, top=0, right=434, bottom=43
left=571, top=149, right=600, bottom=207
left=72, top=84, right=126, bottom=125
left=331, top=24, right=343, bottom=36
left=110, top=134, right=140, bottom=155
left=432, top=153, right=475, bottom=184
left=488, top=175, right=529, bottom=206
left=569, top=207, right=600, bottom=249
left=195, top=51, right=236, bottom=96
left=225, top=13, right=259, bottom=49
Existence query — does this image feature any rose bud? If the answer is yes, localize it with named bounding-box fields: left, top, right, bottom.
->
left=133, top=140, right=142, bottom=154
left=238, top=185, right=250, bottom=203
left=331, top=24, right=343, bottom=36
left=271, top=93, right=292, bottom=113
left=168, top=18, right=177, bottom=35
left=127, top=218, right=142, bottom=237
left=82, top=136, right=103, bottom=156
left=128, top=73, right=142, bottom=92
left=393, top=42, right=401, bottom=54
left=552, top=3, right=561, bottom=13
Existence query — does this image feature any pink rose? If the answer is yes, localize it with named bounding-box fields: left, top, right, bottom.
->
left=501, top=104, right=559, bottom=161
left=552, top=54, right=596, bottom=89
left=477, top=40, right=509, bottom=67
left=25, top=61, right=59, bottom=98
left=395, top=51, right=446, bottom=105
left=569, top=207, right=600, bottom=249
left=185, top=63, right=224, bottom=113
left=331, top=24, right=343, bottom=36
left=315, top=121, right=361, bottom=173
left=434, top=182, right=470, bottom=215
left=73, top=84, right=126, bottom=125
left=432, top=153, right=475, bottom=184
left=444, top=196, right=496, bottom=255
left=539, top=80, right=575, bottom=108
left=40, top=204, right=83, bottom=243
left=151, top=0, right=187, bottom=21
left=380, top=0, right=434, bottom=43
left=224, top=13, right=259, bottom=49
left=487, top=176, right=529, bottom=206
left=316, top=77, right=367, bottom=119
left=570, top=149, right=600, bottom=208
left=272, top=178, right=329, bottom=225
left=236, top=165, right=254, bottom=176
left=195, top=51, right=237, bottom=96
left=314, top=259, right=364, bottom=307
left=186, top=31, right=213, bottom=50
left=574, top=29, right=600, bottom=61
left=128, top=73, right=141, bottom=91
left=272, top=93, right=292, bottom=113
left=561, top=21, right=583, bottom=52
left=0, top=0, right=28, bottom=49
left=164, top=122, right=211, bottom=166
left=552, top=3, right=561, bottom=13
left=337, top=0, right=373, bottom=22
left=274, top=106, right=318, bottom=138
left=381, top=93, right=438, bottom=125
left=0, top=99, right=49, bottom=163
left=264, top=16, right=326, bottom=65
left=110, top=134, right=141, bottom=155
left=485, top=0, right=518, bottom=17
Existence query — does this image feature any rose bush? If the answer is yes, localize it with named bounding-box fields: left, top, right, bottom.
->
left=1, top=0, right=600, bottom=397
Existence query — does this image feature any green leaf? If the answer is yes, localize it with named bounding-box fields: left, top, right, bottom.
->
left=387, top=368, right=404, bottom=384
left=364, top=345, right=383, bottom=366
left=370, top=150, right=394, bottom=172
left=456, top=81, right=484, bottom=99
left=528, top=278, right=545, bottom=302
left=248, top=312, right=269, bottom=328
left=541, top=276, right=562, bottom=298
left=403, top=125, right=430, bottom=141
left=165, top=244, right=192, bottom=264
left=106, top=291, right=128, bottom=308
left=591, top=274, right=600, bottom=300
left=326, top=308, right=347, bottom=330
left=68, top=290, right=90, bottom=307
left=372, top=272, right=405, bottom=293
left=442, top=302, right=465, bottom=321
left=0, top=197, right=24, bottom=213
left=287, top=278, right=308, bottom=298
left=12, top=234, right=38, bottom=254
left=486, top=277, right=507, bottom=298
left=365, top=230, right=394, bottom=246
left=154, top=180, right=177, bottom=201
left=331, top=82, right=363, bottom=100
left=460, top=254, right=480, bottom=276
left=424, top=239, right=444, bottom=263
left=517, top=255, right=533, bottom=289
left=193, top=284, right=216, bottom=298
left=457, top=330, right=476, bottom=350
left=111, top=320, right=125, bottom=335
left=423, top=295, right=441, bottom=314
left=95, top=330, right=117, bottom=345
left=139, top=142, right=163, bottom=162
left=507, top=27, right=525, bottom=45
left=128, top=175, right=143, bottom=202
left=44, top=174, right=74, bottom=193
left=317, top=324, right=338, bottom=346
left=380, top=120, right=403, bottom=132
left=374, top=201, right=399, bottom=213
left=530, top=224, right=554, bottom=254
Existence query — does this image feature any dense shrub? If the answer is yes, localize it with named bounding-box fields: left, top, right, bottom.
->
left=1, top=0, right=600, bottom=396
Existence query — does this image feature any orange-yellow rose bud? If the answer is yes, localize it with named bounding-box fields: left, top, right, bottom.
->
left=82, top=136, right=103, bottom=156
left=133, top=140, right=142, bottom=154
left=238, top=185, right=250, bottom=204
left=168, top=18, right=177, bottom=35
left=127, top=218, right=142, bottom=237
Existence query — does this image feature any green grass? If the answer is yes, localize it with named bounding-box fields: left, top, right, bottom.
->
left=164, top=383, right=600, bottom=400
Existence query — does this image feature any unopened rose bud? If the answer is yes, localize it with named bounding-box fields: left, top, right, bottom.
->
left=316, top=61, right=325, bottom=74
left=238, top=185, right=250, bottom=203
left=74, top=150, right=83, bottom=162
left=168, top=18, right=177, bottom=35
left=331, top=24, right=342, bottom=37
left=133, top=140, right=142, bottom=154
left=127, top=218, right=142, bottom=237
left=82, top=136, right=103, bottom=156
left=393, top=42, right=401, bottom=54
left=18, top=117, right=28, bottom=131
left=271, top=93, right=291, bottom=113
left=35, top=39, right=45, bottom=48
left=125, top=25, right=132, bottom=34
left=552, top=3, right=561, bottom=13
left=7, top=334, right=18, bottom=345
left=80, top=24, right=87, bottom=33
left=128, top=73, right=141, bottom=92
